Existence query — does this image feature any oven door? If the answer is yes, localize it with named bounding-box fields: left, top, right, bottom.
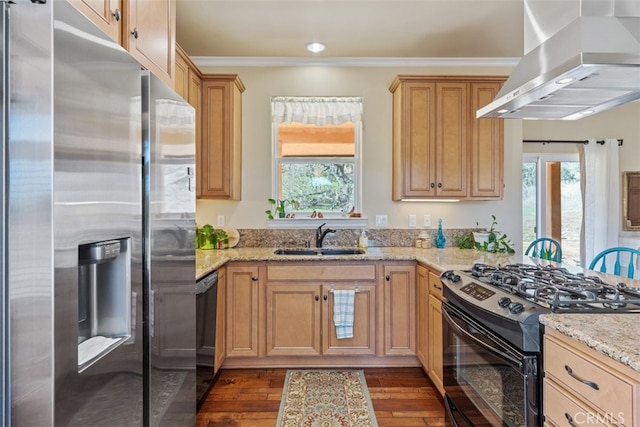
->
left=442, top=302, right=540, bottom=427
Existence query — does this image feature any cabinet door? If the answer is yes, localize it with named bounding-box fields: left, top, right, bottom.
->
left=68, top=0, right=122, bottom=44
left=416, top=265, right=429, bottom=370
left=266, top=284, right=322, bottom=356
left=213, top=267, right=226, bottom=375
left=226, top=264, right=261, bottom=357
left=435, top=82, right=468, bottom=198
left=469, top=82, right=504, bottom=199
left=200, top=76, right=244, bottom=200
left=124, top=0, right=176, bottom=87
left=383, top=264, right=416, bottom=355
left=322, top=283, right=376, bottom=356
left=428, top=294, right=444, bottom=395
left=174, top=48, right=189, bottom=100
left=392, top=80, right=437, bottom=199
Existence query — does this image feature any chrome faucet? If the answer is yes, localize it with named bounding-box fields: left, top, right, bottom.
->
left=315, top=222, right=336, bottom=248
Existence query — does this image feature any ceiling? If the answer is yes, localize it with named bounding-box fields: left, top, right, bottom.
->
left=176, top=0, right=525, bottom=64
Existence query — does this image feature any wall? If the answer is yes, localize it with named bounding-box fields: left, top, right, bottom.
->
left=196, top=64, right=525, bottom=248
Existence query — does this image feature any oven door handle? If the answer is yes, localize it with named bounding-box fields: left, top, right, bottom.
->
left=444, top=394, right=474, bottom=427
left=442, top=305, right=522, bottom=367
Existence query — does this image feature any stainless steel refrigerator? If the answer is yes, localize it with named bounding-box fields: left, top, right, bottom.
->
left=3, top=1, right=196, bottom=425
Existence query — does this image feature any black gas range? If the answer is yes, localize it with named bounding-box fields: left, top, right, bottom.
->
left=439, top=262, right=640, bottom=427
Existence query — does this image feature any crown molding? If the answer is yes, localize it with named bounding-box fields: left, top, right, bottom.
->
left=191, top=56, right=520, bottom=68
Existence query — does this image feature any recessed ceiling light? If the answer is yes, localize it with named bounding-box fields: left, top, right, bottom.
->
left=306, top=42, right=325, bottom=53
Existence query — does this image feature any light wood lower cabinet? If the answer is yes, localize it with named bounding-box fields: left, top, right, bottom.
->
left=543, top=327, right=640, bottom=427
left=427, top=269, right=444, bottom=396
left=225, top=263, right=262, bottom=358
left=265, top=282, right=376, bottom=357
left=220, top=260, right=423, bottom=369
left=415, top=264, right=430, bottom=370
left=383, top=262, right=416, bottom=356
left=213, top=267, right=226, bottom=375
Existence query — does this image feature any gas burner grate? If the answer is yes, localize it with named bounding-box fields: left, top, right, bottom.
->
left=464, top=263, right=640, bottom=312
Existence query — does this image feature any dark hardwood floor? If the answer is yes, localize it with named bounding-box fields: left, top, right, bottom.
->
left=197, top=367, right=446, bottom=427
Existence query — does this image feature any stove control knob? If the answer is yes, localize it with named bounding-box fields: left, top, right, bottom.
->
left=508, top=302, right=524, bottom=314
left=451, top=274, right=461, bottom=283
left=498, top=296, right=511, bottom=308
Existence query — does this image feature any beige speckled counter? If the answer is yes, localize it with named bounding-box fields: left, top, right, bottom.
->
left=540, top=314, right=640, bottom=373
left=196, top=246, right=540, bottom=280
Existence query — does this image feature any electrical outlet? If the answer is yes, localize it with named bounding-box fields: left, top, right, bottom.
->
left=408, top=214, right=417, bottom=227
left=217, top=215, right=225, bottom=227
left=423, top=214, right=431, bottom=227
left=375, top=215, right=388, bottom=227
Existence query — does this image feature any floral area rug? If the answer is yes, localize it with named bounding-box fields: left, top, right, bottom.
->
left=277, top=370, right=378, bottom=427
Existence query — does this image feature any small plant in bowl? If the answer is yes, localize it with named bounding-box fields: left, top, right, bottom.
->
left=266, top=198, right=299, bottom=219
left=473, top=215, right=515, bottom=253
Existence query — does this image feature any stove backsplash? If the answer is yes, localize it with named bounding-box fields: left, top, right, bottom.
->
left=233, top=227, right=474, bottom=248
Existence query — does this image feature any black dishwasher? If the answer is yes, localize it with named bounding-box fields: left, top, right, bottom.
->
left=195, top=270, right=218, bottom=407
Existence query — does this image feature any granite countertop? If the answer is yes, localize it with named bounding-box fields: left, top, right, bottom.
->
left=196, top=245, right=640, bottom=373
left=540, top=314, right=640, bottom=373
left=195, top=246, right=527, bottom=280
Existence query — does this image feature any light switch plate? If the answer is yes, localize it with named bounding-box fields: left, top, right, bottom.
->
left=217, top=215, right=225, bottom=227
left=423, top=214, right=431, bottom=227
left=375, top=215, right=388, bottom=227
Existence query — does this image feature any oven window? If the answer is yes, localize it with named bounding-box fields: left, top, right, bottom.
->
left=443, top=305, right=537, bottom=427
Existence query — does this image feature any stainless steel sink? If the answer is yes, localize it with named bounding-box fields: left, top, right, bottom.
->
left=273, top=248, right=366, bottom=256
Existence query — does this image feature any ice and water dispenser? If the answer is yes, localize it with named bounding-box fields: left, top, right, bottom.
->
left=77, top=238, right=132, bottom=372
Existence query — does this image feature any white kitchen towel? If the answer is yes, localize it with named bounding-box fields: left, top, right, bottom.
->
left=333, top=289, right=355, bottom=339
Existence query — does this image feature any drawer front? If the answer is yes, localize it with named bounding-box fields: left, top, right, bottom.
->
left=544, top=336, right=632, bottom=424
left=266, top=263, right=376, bottom=282
left=428, top=271, right=443, bottom=300
left=544, top=379, right=613, bottom=427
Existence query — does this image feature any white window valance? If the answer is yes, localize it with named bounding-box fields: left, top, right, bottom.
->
left=271, top=96, right=363, bottom=125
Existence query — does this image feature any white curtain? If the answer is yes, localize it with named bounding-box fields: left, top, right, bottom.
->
left=579, top=138, right=620, bottom=268
left=271, top=96, right=363, bottom=125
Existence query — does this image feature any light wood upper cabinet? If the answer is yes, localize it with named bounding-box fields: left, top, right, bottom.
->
left=123, top=0, right=176, bottom=87
left=200, top=75, right=245, bottom=200
left=68, top=0, right=123, bottom=44
left=470, top=82, right=504, bottom=199
left=390, top=75, right=505, bottom=201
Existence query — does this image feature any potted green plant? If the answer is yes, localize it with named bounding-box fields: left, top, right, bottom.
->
left=453, top=230, right=475, bottom=249
left=265, top=198, right=299, bottom=219
left=473, top=215, right=515, bottom=253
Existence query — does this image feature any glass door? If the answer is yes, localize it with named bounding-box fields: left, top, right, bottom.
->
left=522, top=155, right=581, bottom=265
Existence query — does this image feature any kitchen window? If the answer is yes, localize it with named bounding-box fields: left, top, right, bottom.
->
left=271, top=97, right=363, bottom=218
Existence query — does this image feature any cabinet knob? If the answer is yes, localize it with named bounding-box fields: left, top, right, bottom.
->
left=385, top=275, right=390, bottom=281
left=251, top=276, right=258, bottom=282
left=315, top=295, right=319, bottom=301
left=564, top=413, right=578, bottom=427
left=323, top=295, right=328, bottom=301
left=430, top=183, right=435, bottom=188
left=113, top=9, right=121, bottom=21
left=437, top=182, right=442, bottom=188
left=131, top=27, right=139, bottom=39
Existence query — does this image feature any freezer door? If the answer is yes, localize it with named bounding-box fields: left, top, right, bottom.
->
left=51, top=2, right=144, bottom=426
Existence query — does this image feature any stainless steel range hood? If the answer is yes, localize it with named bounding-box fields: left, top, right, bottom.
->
left=477, top=0, right=640, bottom=120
